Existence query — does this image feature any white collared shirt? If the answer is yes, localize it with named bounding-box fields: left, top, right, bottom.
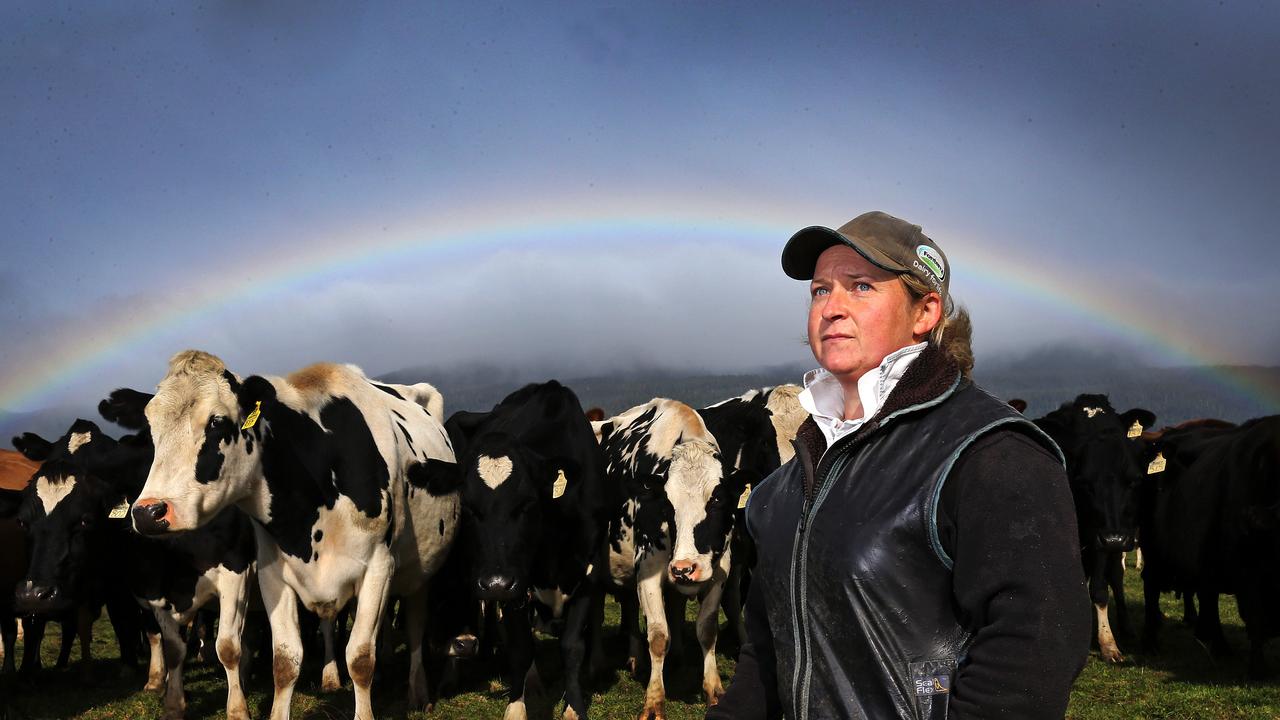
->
left=798, top=341, right=928, bottom=448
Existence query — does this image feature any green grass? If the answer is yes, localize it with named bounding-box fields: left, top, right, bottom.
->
left=2, top=567, right=1277, bottom=719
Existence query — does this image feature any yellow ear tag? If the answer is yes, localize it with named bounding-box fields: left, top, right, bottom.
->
left=241, top=401, right=262, bottom=431
left=1127, top=421, right=1143, bottom=439
left=737, top=484, right=752, bottom=510
left=1147, top=452, right=1166, bottom=475
left=552, top=470, right=567, bottom=499
left=108, top=500, right=130, bottom=519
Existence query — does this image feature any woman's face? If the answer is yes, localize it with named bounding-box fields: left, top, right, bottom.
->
left=807, top=245, right=927, bottom=384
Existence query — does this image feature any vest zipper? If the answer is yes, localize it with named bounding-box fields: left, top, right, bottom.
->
left=788, top=425, right=868, bottom=720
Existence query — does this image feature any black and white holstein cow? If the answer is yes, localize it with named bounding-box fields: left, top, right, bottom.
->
left=14, top=408, right=257, bottom=720
left=130, top=350, right=460, bottom=720
left=696, top=384, right=804, bottom=651
left=445, top=380, right=611, bottom=720
left=1034, top=394, right=1155, bottom=664
left=595, top=399, right=746, bottom=720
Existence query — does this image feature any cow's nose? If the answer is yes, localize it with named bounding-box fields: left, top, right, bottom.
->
left=670, top=560, right=697, bottom=582
left=14, top=580, right=60, bottom=613
left=476, top=575, right=519, bottom=601
left=450, top=634, right=479, bottom=658
left=1098, top=533, right=1134, bottom=552
left=132, top=498, right=172, bottom=535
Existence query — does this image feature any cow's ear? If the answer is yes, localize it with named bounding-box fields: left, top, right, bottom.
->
left=407, top=458, right=462, bottom=497
left=444, top=410, right=489, bottom=463
left=237, top=376, right=277, bottom=419
left=1120, top=408, right=1156, bottom=435
left=98, top=388, right=153, bottom=430
left=12, top=432, right=54, bottom=462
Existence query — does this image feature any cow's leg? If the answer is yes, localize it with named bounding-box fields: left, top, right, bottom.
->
left=404, top=585, right=430, bottom=712
left=1181, top=589, right=1198, bottom=625
left=259, top=560, right=303, bottom=720
left=1141, top=568, right=1164, bottom=653
left=156, top=610, right=190, bottom=720
left=1088, top=552, right=1122, bottom=663
left=320, top=619, right=341, bottom=692
left=216, top=571, right=251, bottom=720
left=0, top=614, right=16, bottom=675
left=55, top=615, right=75, bottom=669
left=500, top=600, right=534, bottom=720
left=664, top=593, right=685, bottom=665
left=696, top=582, right=726, bottom=706
left=346, top=554, right=394, bottom=720
left=138, top=606, right=165, bottom=692
left=559, top=589, right=595, bottom=720
left=19, top=617, right=46, bottom=678
left=1194, top=589, right=1231, bottom=657
left=76, top=605, right=95, bottom=682
left=586, top=587, right=607, bottom=682
left=1105, top=552, right=1131, bottom=639
left=720, top=560, right=745, bottom=653
left=1134, top=546, right=1144, bottom=573
left=636, top=568, right=669, bottom=720
left=620, top=590, right=643, bottom=678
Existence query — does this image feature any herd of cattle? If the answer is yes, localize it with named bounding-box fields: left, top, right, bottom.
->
left=0, top=350, right=1274, bottom=720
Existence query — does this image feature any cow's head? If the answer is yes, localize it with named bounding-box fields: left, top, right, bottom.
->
left=133, top=350, right=264, bottom=534
left=456, top=432, right=553, bottom=601
left=664, top=439, right=745, bottom=586
left=1037, top=394, right=1155, bottom=551
left=12, top=421, right=131, bottom=615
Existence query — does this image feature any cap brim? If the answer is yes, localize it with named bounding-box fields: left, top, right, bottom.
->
left=781, top=226, right=908, bottom=280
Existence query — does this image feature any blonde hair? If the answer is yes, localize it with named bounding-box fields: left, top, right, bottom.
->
left=900, top=274, right=974, bottom=378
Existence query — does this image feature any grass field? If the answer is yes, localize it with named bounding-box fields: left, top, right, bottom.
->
left=2, top=565, right=1277, bottom=719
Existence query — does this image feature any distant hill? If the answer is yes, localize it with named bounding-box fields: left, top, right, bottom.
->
left=381, top=356, right=1280, bottom=426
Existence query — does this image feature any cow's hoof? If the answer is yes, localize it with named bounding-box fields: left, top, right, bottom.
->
left=144, top=678, right=164, bottom=692
left=320, top=665, right=342, bottom=692
left=1100, top=649, right=1125, bottom=664
left=636, top=702, right=666, bottom=720
left=704, top=683, right=725, bottom=706
left=561, top=704, right=583, bottom=720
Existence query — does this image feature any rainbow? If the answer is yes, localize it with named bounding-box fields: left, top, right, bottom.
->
left=1, top=198, right=1276, bottom=414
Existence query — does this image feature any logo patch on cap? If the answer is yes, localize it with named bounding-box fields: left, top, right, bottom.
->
left=916, top=245, right=946, bottom=281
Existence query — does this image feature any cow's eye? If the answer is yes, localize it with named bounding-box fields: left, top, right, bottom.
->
left=79, top=515, right=93, bottom=528
left=15, top=518, right=27, bottom=531
left=208, top=416, right=228, bottom=431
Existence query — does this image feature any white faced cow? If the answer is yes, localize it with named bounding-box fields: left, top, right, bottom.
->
left=131, top=350, right=460, bottom=720
left=594, top=399, right=745, bottom=720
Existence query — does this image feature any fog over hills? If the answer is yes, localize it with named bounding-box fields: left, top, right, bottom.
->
left=4, top=346, right=1277, bottom=446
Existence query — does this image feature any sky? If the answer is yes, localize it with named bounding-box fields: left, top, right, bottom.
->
left=2, top=1, right=1278, bottom=414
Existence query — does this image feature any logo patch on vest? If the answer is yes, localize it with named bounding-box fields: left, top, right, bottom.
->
left=910, top=659, right=955, bottom=718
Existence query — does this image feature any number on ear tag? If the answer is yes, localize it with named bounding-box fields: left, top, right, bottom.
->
left=1127, top=421, right=1143, bottom=439
left=108, top=500, right=130, bottom=519
left=1147, top=453, right=1167, bottom=475
left=552, top=470, right=567, bottom=499
left=737, top=484, right=752, bottom=510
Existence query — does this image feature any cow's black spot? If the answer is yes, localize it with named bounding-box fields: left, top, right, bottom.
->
left=438, top=519, right=445, bottom=536
left=313, top=530, right=323, bottom=542
left=373, top=384, right=404, bottom=400
left=195, top=416, right=236, bottom=484
left=407, top=458, right=461, bottom=496
left=397, top=423, right=415, bottom=453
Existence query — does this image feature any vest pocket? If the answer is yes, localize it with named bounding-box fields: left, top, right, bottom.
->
left=908, top=659, right=955, bottom=720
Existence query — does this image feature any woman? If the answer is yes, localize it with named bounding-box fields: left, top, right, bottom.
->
left=709, top=211, right=1089, bottom=720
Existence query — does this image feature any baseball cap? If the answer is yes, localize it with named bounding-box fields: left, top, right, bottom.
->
left=781, top=210, right=949, bottom=301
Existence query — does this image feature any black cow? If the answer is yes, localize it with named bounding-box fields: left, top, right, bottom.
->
left=1139, top=415, right=1280, bottom=678
left=445, top=380, right=610, bottom=720
left=696, top=384, right=804, bottom=651
left=1034, top=394, right=1155, bottom=663
left=595, top=399, right=746, bottom=720
left=14, top=407, right=257, bottom=720
left=11, top=422, right=147, bottom=682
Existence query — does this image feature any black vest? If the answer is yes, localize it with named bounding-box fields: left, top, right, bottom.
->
left=746, top=378, right=1062, bottom=720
